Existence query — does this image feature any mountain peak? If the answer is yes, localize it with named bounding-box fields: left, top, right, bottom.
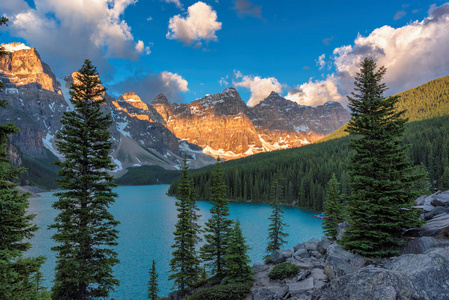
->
left=269, top=91, right=279, bottom=96
left=1, top=42, right=32, bottom=52
left=117, top=91, right=148, bottom=110
left=151, top=93, right=170, bottom=105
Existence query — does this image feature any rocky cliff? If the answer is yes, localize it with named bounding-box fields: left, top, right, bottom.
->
left=1, top=42, right=350, bottom=183
left=248, top=191, right=449, bottom=299
left=151, top=88, right=350, bottom=159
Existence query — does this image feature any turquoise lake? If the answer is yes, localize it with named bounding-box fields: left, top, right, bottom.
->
left=26, top=184, right=323, bottom=299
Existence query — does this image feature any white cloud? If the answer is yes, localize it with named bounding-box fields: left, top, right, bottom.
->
left=285, top=75, right=343, bottom=107
left=160, top=71, right=189, bottom=92
left=219, top=76, right=229, bottom=87
left=233, top=69, right=243, bottom=78
left=2, top=0, right=150, bottom=75
left=166, top=1, right=222, bottom=46
left=317, top=54, right=326, bottom=70
left=135, top=40, right=151, bottom=55
left=288, top=2, right=449, bottom=107
left=233, top=72, right=283, bottom=106
left=165, top=0, right=183, bottom=9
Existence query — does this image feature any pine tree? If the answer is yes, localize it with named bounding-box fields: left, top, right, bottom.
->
left=266, top=170, right=288, bottom=257
left=148, top=260, right=159, bottom=300
left=50, top=60, right=120, bottom=299
left=340, top=57, right=423, bottom=257
left=224, top=220, right=253, bottom=284
left=322, top=173, right=343, bottom=240
left=0, top=18, right=47, bottom=300
left=200, top=157, right=233, bottom=278
left=169, top=155, right=201, bottom=294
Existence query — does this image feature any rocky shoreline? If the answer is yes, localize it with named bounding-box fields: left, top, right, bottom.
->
left=249, top=191, right=449, bottom=300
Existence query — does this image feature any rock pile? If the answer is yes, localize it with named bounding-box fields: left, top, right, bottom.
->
left=250, top=191, right=449, bottom=300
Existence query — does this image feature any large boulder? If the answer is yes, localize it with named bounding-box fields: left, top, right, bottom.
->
left=293, top=248, right=310, bottom=259
left=423, top=206, right=449, bottom=221
left=253, top=263, right=270, bottom=273
left=336, top=222, right=350, bottom=240
left=401, top=237, right=437, bottom=254
left=315, top=267, right=429, bottom=300
left=324, top=243, right=366, bottom=279
left=429, top=191, right=449, bottom=207
left=252, top=286, right=288, bottom=300
left=288, top=277, right=314, bottom=297
left=271, top=249, right=293, bottom=263
left=317, top=237, right=331, bottom=255
left=304, top=238, right=320, bottom=251
left=419, top=213, right=449, bottom=236
left=388, top=252, right=449, bottom=300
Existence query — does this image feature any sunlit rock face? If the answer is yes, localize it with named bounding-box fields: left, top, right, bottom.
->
left=0, top=43, right=60, bottom=92
left=151, top=88, right=350, bottom=159
left=0, top=43, right=68, bottom=159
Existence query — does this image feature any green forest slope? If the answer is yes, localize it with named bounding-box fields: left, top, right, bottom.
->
left=169, top=76, right=449, bottom=211
left=320, top=76, right=449, bottom=142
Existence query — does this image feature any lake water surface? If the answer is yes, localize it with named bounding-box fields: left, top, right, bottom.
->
left=26, top=184, right=323, bottom=299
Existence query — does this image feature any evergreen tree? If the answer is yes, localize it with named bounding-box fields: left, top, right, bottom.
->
left=148, top=260, right=159, bottom=300
left=0, top=18, right=46, bottom=300
left=50, top=60, right=120, bottom=299
left=169, top=155, right=200, bottom=294
left=322, top=173, right=343, bottom=240
left=200, top=157, right=233, bottom=277
left=266, top=171, right=288, bottom=257
left=340, top=57, right=423, bottom=257
left=224, top=220, right=253, bottom=284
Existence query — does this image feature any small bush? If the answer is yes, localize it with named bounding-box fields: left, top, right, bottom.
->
left=268, top=262, right=300, bottom=280
left=187, top=280, right=253, bottom=300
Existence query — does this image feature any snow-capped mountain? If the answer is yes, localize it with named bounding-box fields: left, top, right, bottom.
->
left=0, top=42, right=350, bottom=178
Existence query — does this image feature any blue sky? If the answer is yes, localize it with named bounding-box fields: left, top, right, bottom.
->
left=1, top=0, right=449, bottom=106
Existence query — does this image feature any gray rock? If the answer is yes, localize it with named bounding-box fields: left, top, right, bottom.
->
left=294, top=242, right=306, bottom=252
left=294, top=248, right=310, bottom=259
left=293, top=260, right=314, bottom=269
left=423, top=206, right=449, bottom=220
left=324, top=243, right=366, bottom=279
left=415, top=195, right=428, bottom=205
left=388, top=252, right=449, bottom=300
left=310, top=251, right=322, bottom=259
left=336, top=222, right=350, bottom=240
left=271, top=249, right=293, bottom=263
left=304, top=239, right=319, bottom=252
left=315, top=267, right=429, bottom=300
left=294, top=270, right=311, bottom=282
left=252, top=286, right=288, bottom=300
left=401, top=236, right=437, bottom=254
left=311, top=268, right=328, bottom=281
left=317, top=237, right=331, bottom=255
left=253, top=263, right=270, bottom=273
left=419, top=213, right=449, bottom=236
left=429, top=191, right=449, bottom=207
left=289, top=277, right=314, bottom=296
left=426, top=246, right=449, bottom=260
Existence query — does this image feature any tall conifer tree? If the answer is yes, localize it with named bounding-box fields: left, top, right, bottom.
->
left=0, top=17, right=46, bottom=299
left=224, top=220, right=253, bottom=284
left=148, top=260, right=159, bottom=300
left=200, top=157, right=233, bottom=277
left=322, top=173, right=343, bottom=240
left=266, top=171, right=288, bottom=257
left=169, top=155, right=201, bottom=294
left=50, top=60, right=119, bottom=299
left=341, top=57, right=423, bottom=257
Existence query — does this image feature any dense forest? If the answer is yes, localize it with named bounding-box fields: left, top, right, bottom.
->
left=169, top=76, right=449, bottom=211
left=321, top=76, right=449, bottom=142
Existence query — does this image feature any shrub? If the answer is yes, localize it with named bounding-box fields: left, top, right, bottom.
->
left=187, top=280, right=253, bottom=300
left=268, top=262, right=300, bottom=280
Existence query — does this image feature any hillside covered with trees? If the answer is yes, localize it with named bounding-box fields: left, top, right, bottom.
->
left=169, top=76, right=449, bottom=211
